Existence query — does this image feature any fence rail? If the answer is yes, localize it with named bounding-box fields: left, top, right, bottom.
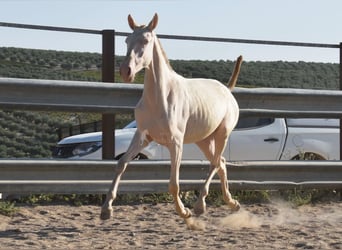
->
left=0, top=160, right=341, bottom=194
left=1, top=21, right=340, bottom=49
left=1, top=77, right=342, bottom=118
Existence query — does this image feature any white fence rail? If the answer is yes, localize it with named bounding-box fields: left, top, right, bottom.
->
left=0, top=77, right=341, bottom=194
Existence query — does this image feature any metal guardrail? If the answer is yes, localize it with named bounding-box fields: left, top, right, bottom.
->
left=0, top=77, right=341, bottom=195
left=1, top=77, right=342, bottom=118
left=0, top=160, right=341, bottom=194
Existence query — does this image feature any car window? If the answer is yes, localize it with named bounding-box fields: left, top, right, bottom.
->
left=124, top=121, right=137, bottom=129
left=235, top=117, right=274, bottom=130
left=125, top=119, right=274, bottom=130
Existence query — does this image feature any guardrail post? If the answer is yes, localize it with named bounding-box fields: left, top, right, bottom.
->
left=102, top=30, right=115, bottom=160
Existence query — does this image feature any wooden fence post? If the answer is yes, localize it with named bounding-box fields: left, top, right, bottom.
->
left=340, top=42, right=342, bottom=160
left=101, top=30, right=115, bottom=160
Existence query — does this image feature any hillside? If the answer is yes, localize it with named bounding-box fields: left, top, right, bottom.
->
left=0, top=110, right=68, bottom=158
left=0, top=47, right=340, bottom=158
left=0, top=47, right=339, bottom=89
left=172, top=60, right=339, bottom=90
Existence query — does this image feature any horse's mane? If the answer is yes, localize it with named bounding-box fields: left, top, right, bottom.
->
left=154, top=35, right=173, bottom=71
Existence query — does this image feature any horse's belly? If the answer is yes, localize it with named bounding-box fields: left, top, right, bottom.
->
left=183, top=116, right=221, bottom=143
left=183, top=97, right=238, bottom=143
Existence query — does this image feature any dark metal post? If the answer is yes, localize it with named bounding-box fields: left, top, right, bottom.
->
left=101, top=30, right=115, bottom=160
left=340, top=43, right=342, bottom=160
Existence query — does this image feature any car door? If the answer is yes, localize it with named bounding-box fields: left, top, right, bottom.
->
left=160, top=142, right=207, bottom=160
left=228, top=118, right=287, bottom=160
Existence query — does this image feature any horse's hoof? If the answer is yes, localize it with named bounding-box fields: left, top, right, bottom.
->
left=184, top=207, right=193, bottom=219
left=100, top=208, right=113, bottom=220
left=193, top=201, right=206, bottom=216
left=194, top=206, right=205, bottom=216
left=231, top=200, right=241, bottom=212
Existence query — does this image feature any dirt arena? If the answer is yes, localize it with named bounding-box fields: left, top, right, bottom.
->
left=0, top=201, right=341, bottom=249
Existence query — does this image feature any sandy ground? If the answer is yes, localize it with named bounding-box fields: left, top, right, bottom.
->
left=0, top=201, right=341, bottom=249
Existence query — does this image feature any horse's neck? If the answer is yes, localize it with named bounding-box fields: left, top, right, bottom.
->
left=142, top=39, right=174, bottom=108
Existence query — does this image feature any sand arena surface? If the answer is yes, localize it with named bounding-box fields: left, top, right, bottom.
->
left=0, top=201, right=341, bottom=249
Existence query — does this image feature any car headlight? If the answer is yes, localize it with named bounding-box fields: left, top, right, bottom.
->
left=72, top=141, right=102, bottom=157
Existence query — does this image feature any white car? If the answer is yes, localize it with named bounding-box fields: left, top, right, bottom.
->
left=53, top=118, right=339, bottom=161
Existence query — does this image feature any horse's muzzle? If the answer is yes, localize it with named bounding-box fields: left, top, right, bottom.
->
left=120, top=64, right=134, bottom=83
left=120, top=65, right=134, bottom=82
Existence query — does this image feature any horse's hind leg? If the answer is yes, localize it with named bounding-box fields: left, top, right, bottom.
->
left=193, top=163, right=219, bottom=215
left=194, top=135, right=217, bottom=215
left=194, top=125, right=240, bottom=215
left=216, top=156, right=240, bottom=211
left=100, top=130, right=150, bottom=220
left=214, top=126, right=240, bottom=211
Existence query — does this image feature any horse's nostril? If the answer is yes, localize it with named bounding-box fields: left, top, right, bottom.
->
left=119, top=65, right=131, bottom=78
left=119, top=65, right=133, bottom=82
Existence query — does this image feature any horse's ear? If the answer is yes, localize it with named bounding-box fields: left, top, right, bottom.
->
left=147, top=13, right=158, bottom=31
left=128, top=14, right=138, bottom=30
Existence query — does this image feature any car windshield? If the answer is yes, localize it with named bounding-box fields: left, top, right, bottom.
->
left=235, top=117, right=274, bottom=130
left=124, top=120, right=137, bottom=129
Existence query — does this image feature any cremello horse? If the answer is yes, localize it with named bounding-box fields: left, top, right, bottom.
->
left=101, top=13, right=243, bottom=229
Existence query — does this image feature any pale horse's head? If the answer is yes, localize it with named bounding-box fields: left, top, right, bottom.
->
left=120, top=13, right=159, bottom=83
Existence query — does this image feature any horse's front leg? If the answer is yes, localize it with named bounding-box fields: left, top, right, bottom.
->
left=167, top=136, right=192, bottom=220
left=100, top=130, right=150, bottom=220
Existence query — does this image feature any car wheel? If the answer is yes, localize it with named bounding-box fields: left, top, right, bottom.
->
left=291, top=152, right=325, bottom=160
